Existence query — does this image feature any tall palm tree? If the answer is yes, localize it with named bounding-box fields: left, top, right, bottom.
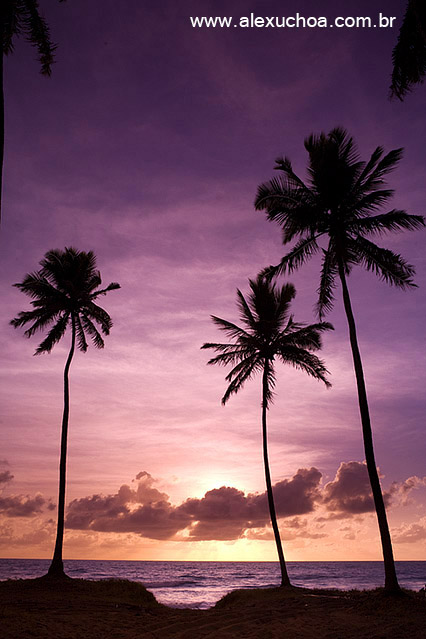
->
left=390, top=0, right=426, bottom=100
left=1, top=0, right=66, bottom=223
left=255, top=127, right=424, bottom=593
left=11, top=247, right=120, bottom=578
left=202, top=275, right=332, bottom=587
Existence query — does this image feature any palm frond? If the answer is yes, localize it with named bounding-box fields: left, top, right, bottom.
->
left=210, top=315, right=252, bottom=340
left=22, top=0, right=57, bottom=75
left=201, top=343, right=255, bottom=367
left=278, top=346, right=331, bottom=387
left=354, top=146, right=384, bottom=185
left=75, top=315, right=88, bottom=353
left=280, top=321, right=334, bottom=351
left=221, top=355, right=262, bottom=405
left=11, top=308, right=61, bottom=337
left=81, top=314, right=105, bottom=349
left=281, top=235, right=320, bottom=272
left=353, top=209, right=425, bottom=236
left=350, top=190, right=395, bottom=216
left=84, top=301, right=113, bottom=334
left=316, top=248, right=338, bottom=319
left=360, top=149, right=403, bottom=194
left=236, top=289, right=256, bottom=329
left=351, top=237, right=417, bottom=288
left=34, top=312, right=70, bottom=355
left=390, top=0, right=426, bottom=100
left=91, top=282, right=121, bottom=298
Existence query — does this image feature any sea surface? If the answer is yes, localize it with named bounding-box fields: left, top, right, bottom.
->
left=0, top=559, right=425, bottom=609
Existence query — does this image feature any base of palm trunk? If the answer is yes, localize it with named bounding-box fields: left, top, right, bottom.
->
left=47, top=558, right=68, bottom=579
left=384, top=584, right=404, bottom=596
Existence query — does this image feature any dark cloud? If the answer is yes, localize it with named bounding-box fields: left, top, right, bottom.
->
left=0, top=462, right=54, bottom=517
left=66, top=472, right=190, bottom=540
left=66, top=468, right=323, bottom=541
left=0, top=493, right=47, bottom=517
left=322, top=461, right=393, bottom=515
left=0, top=470, right=14, bottom=486
left=322, top=462, right=426, bottom=517
left=65, top=464, right=426, bottom=542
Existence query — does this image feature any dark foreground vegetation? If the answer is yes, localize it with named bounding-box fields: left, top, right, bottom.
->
left=0, top=577, right=425, bottom=638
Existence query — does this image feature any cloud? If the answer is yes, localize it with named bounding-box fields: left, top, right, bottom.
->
left=389, top=476, right=426, bottom=505
left=0, top=462, right=55, bottom=517
left=393, top=517, right=426, bottom=544
left=0, top=493, right=48, bottom=517
left=322, top=461, right=392, bottom=515
left=0, top=470, right=14, bottom=486
left=66, top=468, right=323, bottom=541
left=245, top=516, right=327, bottom=542
left=66, top=472, right=190, bottom=540
left=0, top=520, right=54, bottom=547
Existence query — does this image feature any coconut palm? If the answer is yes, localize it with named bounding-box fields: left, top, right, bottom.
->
left=390, top=0, right=426, bottom=99
left=202, top=274, right=332, bottom=587
left=1, top=0, right=66, bottom=223
left=11, top=247, right=120, bottom=578
left=255, top=127, right=424, bottom=593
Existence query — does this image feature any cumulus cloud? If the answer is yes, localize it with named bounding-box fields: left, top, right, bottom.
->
left=322, top=461, right=392, bottom=515
left=64, top=464, right=426, bottom=543
left=66, top=468, right=323, bottom=541
left=393, top=517, right=426, bottom=544
left=0, top=462, right=55, bottom=517
left=389, top=476, right=426, bottom=505
left=0, top=493, right=48, bottom=517
left=66, top=471, right=189, bottom=540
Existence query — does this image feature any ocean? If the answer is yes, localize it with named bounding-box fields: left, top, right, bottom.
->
left=0, top=559, right=424, bottom=609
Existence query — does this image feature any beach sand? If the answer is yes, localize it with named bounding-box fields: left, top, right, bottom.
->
left=1, top=577, right=425, bottom=638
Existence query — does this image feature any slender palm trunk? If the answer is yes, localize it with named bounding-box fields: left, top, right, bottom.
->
left=338, top=262, right=400, bottom=593
left=262, top=361, right=291, bottom=587
left=0, top=47, right=4, bottom=225
left=48, top=317, right=76, bottom=578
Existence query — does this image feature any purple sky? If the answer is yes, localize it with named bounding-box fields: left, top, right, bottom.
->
left=0, top=0, right=425, bottom=561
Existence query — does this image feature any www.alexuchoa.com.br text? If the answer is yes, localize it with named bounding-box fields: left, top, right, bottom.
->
left=189, top=14, right=396, bottom=29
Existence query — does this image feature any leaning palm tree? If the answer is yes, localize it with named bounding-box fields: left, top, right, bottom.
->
left=255, top=127, right=425, bottom=593
left=390, top=0, right=426, bottom=100
left=11, top=247, right=120, bottom=578
left=1, top=0, right=66, bottom=223
left=202, top=275, right=332, bottom=587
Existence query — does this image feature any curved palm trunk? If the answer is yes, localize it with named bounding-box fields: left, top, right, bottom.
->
left=262, top=361, right=291, bottom=587
left=338, top=262, right=400, bottom=593
left=47, top=316, right=76, bottom=578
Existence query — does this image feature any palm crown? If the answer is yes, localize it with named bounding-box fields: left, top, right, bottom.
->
left=202, top=275, right=332, bottom=406
left=11, top=247, right=120, bottom=354
left=255, top=127, right=425, bottom=318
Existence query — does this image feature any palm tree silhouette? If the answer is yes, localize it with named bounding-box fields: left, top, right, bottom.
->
left=202, top=274, right=332, bottom=587
left=255, top=127, right=424, bottom=593
left=11, top=247, right=120, bottom=578
left=390, top=0, right=426, bottom=99
left=1, top=0, right=66, bottom=223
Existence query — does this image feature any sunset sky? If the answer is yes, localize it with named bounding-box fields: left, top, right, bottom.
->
left=1, top=0, right=425, bottom=564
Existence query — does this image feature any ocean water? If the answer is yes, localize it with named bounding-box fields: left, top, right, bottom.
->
left=0, top=559, right=424, bottom=609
